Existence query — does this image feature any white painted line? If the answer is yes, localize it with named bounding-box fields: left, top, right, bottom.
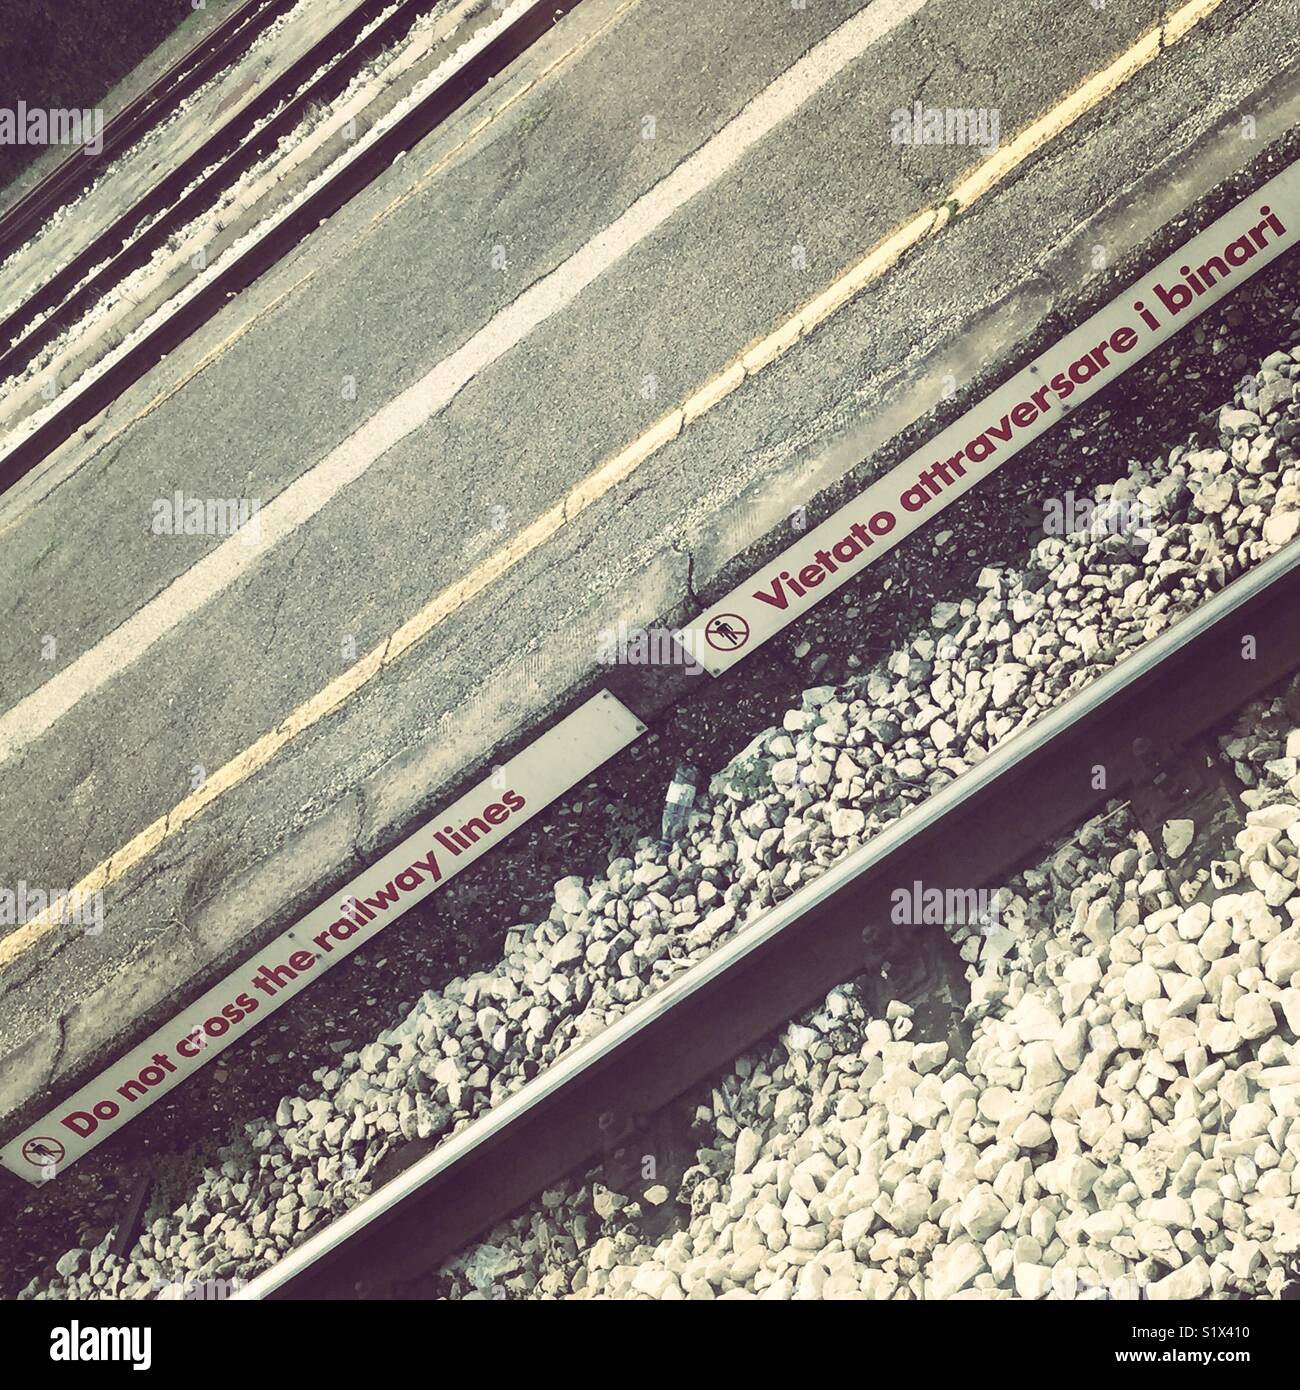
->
left=685, top=163, right=1300, bottom=673
left=0, top=690, right=644, bottom=1181
left=0, top=0, right=929, bottom=768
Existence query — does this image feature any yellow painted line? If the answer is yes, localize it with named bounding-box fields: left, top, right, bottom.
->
left=0, top=0, right=1227, bottom=972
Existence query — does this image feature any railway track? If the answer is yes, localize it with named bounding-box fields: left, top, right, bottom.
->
left=232, top=531, right=1300, bottom=1298
left=0, top=0, right=440, bottom=383
left=0, top=0, right=294, bottom=266
left=0, top=0, right=584, bottom=497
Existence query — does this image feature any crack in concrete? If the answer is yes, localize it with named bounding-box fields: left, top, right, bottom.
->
left=261, top=529, right=312, bottom=656
left=673, top=538, right=700, bottom=605
left=350, top=782, right=369, bottom=866
left=44, top=1013, right=68, bottom=1088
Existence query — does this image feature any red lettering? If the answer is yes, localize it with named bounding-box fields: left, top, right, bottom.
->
left=753, top=577, right=789, bottom=610
left=985, top=414, right=1014, bottom=443
left=363, top=882, right=400, bottom=912
left=1109, top=325, right=1138, bottom=354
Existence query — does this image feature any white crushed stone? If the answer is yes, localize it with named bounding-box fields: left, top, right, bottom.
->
left=437, top=714, right=1300, bottom=1299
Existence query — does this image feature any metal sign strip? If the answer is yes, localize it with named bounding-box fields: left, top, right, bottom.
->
left=1, top=690, right=644, bottom=1182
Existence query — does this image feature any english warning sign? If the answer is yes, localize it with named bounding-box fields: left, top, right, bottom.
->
left=2, top=691, right=643, bottom=1183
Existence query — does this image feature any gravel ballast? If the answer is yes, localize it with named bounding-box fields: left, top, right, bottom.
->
left=440, top=722, right=1300, bottom=1301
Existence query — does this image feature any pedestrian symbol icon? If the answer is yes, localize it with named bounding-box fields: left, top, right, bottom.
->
left=705, top=613, right=749, bottom=652
left=22, top=1136, right=65, bottom=1166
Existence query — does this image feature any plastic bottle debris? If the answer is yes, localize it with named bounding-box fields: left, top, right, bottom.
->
left=658, top=762, right=699, bottom=850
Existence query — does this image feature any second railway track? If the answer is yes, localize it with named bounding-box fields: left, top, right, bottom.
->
left=0, top=0, right=586, bottom=497
left=0, top=0, right=445, bottom=381
left=0, top=0, right=295, bottom=265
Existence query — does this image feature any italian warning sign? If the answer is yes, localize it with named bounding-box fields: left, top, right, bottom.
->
left=684, top=160, right=1300, bottom=674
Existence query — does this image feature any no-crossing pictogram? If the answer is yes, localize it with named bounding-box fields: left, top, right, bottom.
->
left=22, top=1136, right=64, bottom=1166
left=705, top=613, right=750, bottom=652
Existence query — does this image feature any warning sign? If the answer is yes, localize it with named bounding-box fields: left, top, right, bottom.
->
left=22, top=1136, right=64, bottom=1166
left=1, top=691, right=644, bottom=1183
left=685, top=161, right=1300, bottom=675
left=705, top=613, right=750, bottom=652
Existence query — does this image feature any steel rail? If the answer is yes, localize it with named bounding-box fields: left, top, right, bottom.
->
left=234, top=535, right=1300, bottom=1298
left=0, top=0, right=295, bottom=264
left=0, top=0, right=445, bottom=377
